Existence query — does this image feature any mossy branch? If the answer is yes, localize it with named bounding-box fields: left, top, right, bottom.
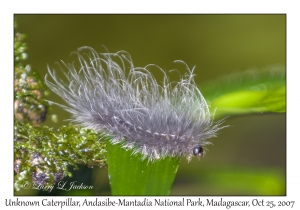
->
left=14, top=121, right=107, bottom=191
left=14, top=21, right=107, bottom=192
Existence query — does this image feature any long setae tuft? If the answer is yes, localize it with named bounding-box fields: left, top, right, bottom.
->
left=45, top=46, right=224, bottom=161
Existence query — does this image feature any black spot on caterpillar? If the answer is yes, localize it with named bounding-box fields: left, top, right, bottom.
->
left=45, top=46, right=225, bottom=161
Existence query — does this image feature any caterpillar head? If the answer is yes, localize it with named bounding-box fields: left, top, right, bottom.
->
left=193, top=146, right=204, bottom=157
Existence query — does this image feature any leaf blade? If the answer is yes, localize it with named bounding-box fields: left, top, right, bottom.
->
left=200, top=65, right=286, bottom=119
left=106, top=140, right=180, bottom=195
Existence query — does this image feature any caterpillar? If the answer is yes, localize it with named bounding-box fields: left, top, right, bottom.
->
left=45, top=46, right=224, bottom=161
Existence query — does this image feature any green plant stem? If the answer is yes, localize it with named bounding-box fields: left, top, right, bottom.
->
left=106, top=140, right=180, bottom=195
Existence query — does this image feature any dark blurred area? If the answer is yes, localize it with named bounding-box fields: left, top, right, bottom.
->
left=14, top=14, right=285, bottom=195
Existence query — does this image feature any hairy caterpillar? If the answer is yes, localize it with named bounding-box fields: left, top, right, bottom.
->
left=45, top=46, right=224, bottom=161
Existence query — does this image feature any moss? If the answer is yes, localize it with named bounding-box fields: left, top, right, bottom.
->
left=14, top=20, right=48, bottom=126
left=14, top=20, right=107, bottom=191
left=14, top=121, right=107, bottom=191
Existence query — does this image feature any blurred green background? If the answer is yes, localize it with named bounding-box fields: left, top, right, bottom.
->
left=15, top=14, right=286, bottom=195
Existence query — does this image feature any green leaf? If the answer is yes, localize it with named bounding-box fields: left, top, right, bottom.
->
left=260, top=86, right=286, bottom=112
left=200, top=65, right=286, bottom=119
left=106, top=140, right=180, bottom=195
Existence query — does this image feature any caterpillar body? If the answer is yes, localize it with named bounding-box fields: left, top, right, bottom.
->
left=45, top=47, right=224, bottom=161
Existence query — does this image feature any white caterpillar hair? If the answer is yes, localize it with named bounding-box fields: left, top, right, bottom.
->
left=45, top=46, right=224, bottom=161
